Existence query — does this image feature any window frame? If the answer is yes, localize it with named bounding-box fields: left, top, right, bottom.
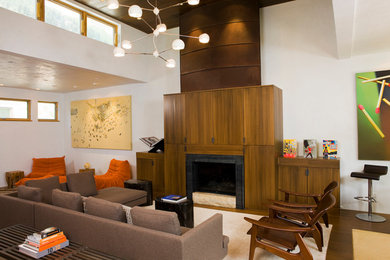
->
left=37, top=101, right=59, bottom=122
left=36, top=0, right=118, bottom=46
left=0, top=98, right=31, bottom=122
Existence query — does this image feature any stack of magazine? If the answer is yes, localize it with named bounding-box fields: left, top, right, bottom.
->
left=162, top=195, right=187, bottom=203
left=18, top=227, right=69, bottom=259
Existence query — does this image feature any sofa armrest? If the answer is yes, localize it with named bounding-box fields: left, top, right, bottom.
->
left=181, top=213, right=228, bottom=260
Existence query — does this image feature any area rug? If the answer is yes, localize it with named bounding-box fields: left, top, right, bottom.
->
left=147, top=204, right=332, bottom=259
left=353, top=229, right=390, bottom=260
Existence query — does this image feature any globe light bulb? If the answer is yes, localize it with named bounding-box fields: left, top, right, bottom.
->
left=187, top=0, right=200, bottom=5
left=153, top=7, right=160, bottom=15
left=121, top=40, right=132, bottom=49
left=166, top=59, right=176, bottom=68
left=128, top=5, right=142, bottom=18
left=113, top=47, right=125, bottom=57
left=172, top=39, right=185, bottom=50
left=157, top=23, right=167, bottom=33
left=153, top=50, right=159, bottom=58
left=153, top=29, right=160, bottom=37
left=199, top=33, right=210, bottom=43
left=107, top=0, right=119, bottom=9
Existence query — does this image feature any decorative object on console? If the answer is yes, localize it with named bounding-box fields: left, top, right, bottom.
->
left=139, top=136, right=160, bottom=147
left=322, top=140, right=337, bottom=159
left=107, top=0, right=210, bottom=68
left=84, top=162, right=90, bottom=169
left=71, top=96, right=132, bottom=150
left=356, top=70, right=390, bottom=160
left=283, top=139, right=297, bottom=158
left=303, top=139, right=317, bottom=159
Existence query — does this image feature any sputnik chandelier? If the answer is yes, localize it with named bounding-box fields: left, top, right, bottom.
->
left=107, top=0, right=210, bottom=68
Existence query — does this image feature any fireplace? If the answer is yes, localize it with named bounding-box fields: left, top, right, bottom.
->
left=186, top=154, right=244, bottom=209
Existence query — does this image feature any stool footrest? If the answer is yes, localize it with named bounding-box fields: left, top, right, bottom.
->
left=354, top=196, right=376, bottom=203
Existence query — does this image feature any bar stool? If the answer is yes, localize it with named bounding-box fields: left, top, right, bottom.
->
left=351, top=164, right=388, bottom=222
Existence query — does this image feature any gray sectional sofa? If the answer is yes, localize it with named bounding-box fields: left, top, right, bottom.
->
left=0, top=175, right=229, bottom=259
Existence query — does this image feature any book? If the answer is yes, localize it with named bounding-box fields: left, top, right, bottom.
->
left=27, top=231, right=64, bottom=245
left=323, top=140, right=337, bottom=159
left=26, top=235, right=67, bottom=252
left=303, top=139, right=317, bottom=159
left=283, top=139, right=297, bottom=158
left=139, top=137, right=161, bottom=147
left=162, top=195, right=187, bottom=203
left=19, top=240, right=69, bottom=259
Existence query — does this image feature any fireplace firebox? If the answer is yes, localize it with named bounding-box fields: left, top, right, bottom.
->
left=186, top=154, right=244, bottom=209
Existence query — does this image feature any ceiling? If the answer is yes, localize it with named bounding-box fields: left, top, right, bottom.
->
left=74, top=0, right=294, bottom=33
left=0, top=50, right=139, bottom=93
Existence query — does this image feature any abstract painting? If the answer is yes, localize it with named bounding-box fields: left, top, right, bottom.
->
left=71, top=96, right=132, bottom=150
left=356, top=70, right=390, bottom=160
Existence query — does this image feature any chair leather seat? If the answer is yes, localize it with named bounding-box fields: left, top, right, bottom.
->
left=351, top=172, right=381, bottom=180
left=254, top=217, right=298, bottom=250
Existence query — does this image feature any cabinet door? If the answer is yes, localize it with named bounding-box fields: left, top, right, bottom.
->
left=185, top=92, right=215, bottom=145
left=307, top=167, right=340, bottom=207
left=136, top=155, right=165, bottom=199
left=136, top=158, right=154, bottom=181
left=244, top=86, right=276, bottom=145
left=245, top=146, right=277, bottom=210
left=164, top=94, right=185, bottom=144
left=278, top=166, right=308, bottom=204
left=214, top=89, right=244, bottom=145
left=164, top=144, right=186, bottom=196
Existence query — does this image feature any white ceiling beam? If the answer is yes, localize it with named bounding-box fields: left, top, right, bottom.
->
left=332, top=0, right=356, bottom=59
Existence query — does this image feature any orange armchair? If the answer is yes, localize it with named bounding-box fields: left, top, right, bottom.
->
left=15, top=156, right=67, bottom=186
left=94, top=159, right=131, bottom=190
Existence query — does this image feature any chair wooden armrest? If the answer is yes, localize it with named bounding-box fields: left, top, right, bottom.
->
left=268, top=204, right=314, bottom=215
left=269, top=199, right=317, bottom=209
left=244, top=217, right=311, bottom=233
left=278, top=188, right=322, bottom=198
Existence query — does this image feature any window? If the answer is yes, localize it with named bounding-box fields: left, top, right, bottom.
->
left=0, top=0, right=118, bottom=46
left=44, top=0, right=81, bottom=34
left=87, top=15, right=116, bottom=46
left=0, top=98, right=31, bottom=121
left=38, top=101, right=58, bottom=121
left=0, top=0, right=36, bottom=19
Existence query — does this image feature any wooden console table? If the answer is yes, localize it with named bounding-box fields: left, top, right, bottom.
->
left=278, top=157, right=340, bottom=207
left=0, top=224, right=122, bottom=259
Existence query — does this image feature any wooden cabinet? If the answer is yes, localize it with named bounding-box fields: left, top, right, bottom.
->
left=164, top=94, right=185, bottom=144
left=164, top=144, right=186, bottom=196
left=244, top=85, right=283, bottom=146
left=164, top=85, right=283, bottom=210
left=136, top=152, right=165, bottom=199
left=245, top=146, right=277, bottom=209
left=278, top=157, right=340, bottom=207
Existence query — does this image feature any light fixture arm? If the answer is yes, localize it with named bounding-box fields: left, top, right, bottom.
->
left=161, top=32, right=199, bottom=39
left=159, top=1, right=187, bottom=11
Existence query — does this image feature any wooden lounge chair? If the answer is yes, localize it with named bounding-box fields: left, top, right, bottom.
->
left=245, top=193, right=336, bottom=260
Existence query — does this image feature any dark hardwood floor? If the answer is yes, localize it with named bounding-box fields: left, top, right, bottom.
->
left=327, top=209, right=390, bottom=259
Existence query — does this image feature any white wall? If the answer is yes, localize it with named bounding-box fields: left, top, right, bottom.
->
left=261, top=0, right=390, bottom=213
left=63, top=28, right=181, bottom=178
left=0, top=87, right=65, bottom=187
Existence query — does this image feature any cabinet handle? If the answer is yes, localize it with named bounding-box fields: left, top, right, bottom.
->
left=211, top=137, right=215, bottom=144
left=243, top=137, right=246, bottom=144
left=151, top=161, right=154, bottom=166
left=184, top=137, right=187, bottom=143
left=305, top=168, right=309, bottom=176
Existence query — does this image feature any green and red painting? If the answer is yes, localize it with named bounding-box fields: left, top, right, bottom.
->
left=356, top=70, right=390, bottom=160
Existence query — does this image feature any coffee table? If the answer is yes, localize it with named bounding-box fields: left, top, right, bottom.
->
left=155, top=197, right=194, bottom=228
left=0, top=224, right=122, bottom=259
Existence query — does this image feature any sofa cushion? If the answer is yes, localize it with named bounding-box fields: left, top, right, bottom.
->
left=131, top=206, right=181, bottom=235
left=17, top=185, right=42, bottom=202
left=84, top=197, right=126, bottom=222
left=52, top=189, right=83, bottom=212
left=93, top=187, right=146, bottom=206
left=67, top=172, right=97, bottom=196
left=25, top=176, right=60, bottom=204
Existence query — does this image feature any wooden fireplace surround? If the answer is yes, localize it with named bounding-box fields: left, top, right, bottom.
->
left=163, top=85, right=283, bottom=210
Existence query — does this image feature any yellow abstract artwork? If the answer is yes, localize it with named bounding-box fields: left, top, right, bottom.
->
left=71, top=96, right=132, bottom=150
